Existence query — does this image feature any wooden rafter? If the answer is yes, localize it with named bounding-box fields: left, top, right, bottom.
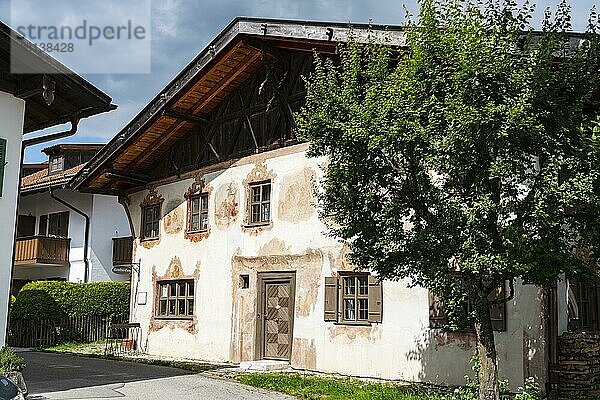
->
left=183, top=49, right=262, bottom=114
left=125, top=48, right=263, bottom=172
left=162, top=109, right=208, bottom=125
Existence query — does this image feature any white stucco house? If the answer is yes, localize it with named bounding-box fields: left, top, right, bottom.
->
left=13, top=143, right=131, bottom=293
left=71, top=18, right=600, bottom=398
left=0, top=21, right=115, bottom=345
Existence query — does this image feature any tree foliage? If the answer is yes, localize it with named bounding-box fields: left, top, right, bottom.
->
left=298, top=0, right=600, bottom=398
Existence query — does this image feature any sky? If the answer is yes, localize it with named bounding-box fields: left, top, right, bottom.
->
left=0, top=0, right=598, bottom=163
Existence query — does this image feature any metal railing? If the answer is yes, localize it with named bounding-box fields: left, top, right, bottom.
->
left=104, top=323, right=143, bottom=356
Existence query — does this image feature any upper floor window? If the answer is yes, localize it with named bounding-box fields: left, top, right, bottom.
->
left=188, top=193, right=209, bottom=232
left=38, top=211, right=69, bottom=238
left=142, top=204, right=160, bottom=240
left=249, top=181, right=271, bottom=225
left=49, top=156, right=64, bottom=174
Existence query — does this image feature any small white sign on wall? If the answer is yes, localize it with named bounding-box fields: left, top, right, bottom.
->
left=137, top=292, right=147, bottom=305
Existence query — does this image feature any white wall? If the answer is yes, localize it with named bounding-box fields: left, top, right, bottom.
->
left=89, top=194, right=130, bottom=282
left=128, top=144, right=548, bottom=390
left=17, top=190, right=90, bottom=282
left=16, top=190, right=130, bottom=283
left=0, top=91, right=26, bottom=345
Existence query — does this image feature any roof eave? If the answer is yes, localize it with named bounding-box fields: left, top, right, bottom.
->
left=72, top=17, right=408, bottom=192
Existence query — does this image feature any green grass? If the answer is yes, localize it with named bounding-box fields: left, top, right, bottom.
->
left=38, top=342, right=223, bottom=373
left=236, top=373, right=450, bottom=400
left=40, top=340, right=107, bottom=355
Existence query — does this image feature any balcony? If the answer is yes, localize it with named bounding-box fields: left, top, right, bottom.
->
left=112, top=236, right=133, bottom=266
left=14, top=236, right=70, bottom=266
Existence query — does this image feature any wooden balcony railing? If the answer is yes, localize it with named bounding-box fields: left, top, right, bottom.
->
left=113, top=236, right=133, bottom=266
left=14, top=236, right=70, bottom=266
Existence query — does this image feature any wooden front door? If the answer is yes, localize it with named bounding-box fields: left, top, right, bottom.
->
left=257, top=273, right=295, bottom=361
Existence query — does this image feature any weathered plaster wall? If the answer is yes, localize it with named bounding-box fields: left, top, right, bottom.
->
left=129, top=143, right=547, bottom=389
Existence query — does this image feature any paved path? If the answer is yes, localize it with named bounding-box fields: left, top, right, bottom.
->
left=22, top=351, right=293, bottom=400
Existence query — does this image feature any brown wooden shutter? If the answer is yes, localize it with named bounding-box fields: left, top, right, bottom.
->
left=59, top=211, right=69, bottom=237
left=17, top=215, right=36, bottom=238
left=368, top=275, right=383, bottom=323
left=38, top=215, right=48, bottom=236
left=429, top=291, right=446, bottom=329
left=489, top=282, right=507, bottom=332
left=324, top=277, right=338, bottom=322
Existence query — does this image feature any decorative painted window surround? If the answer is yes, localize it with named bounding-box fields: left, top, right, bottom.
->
left=149, top=257, right=200, bottom=334
left=184, top=174, right=212, bottom=242
left=139, top=187, right=164, bottom=242
left=242, top=161, right=276, bottom=233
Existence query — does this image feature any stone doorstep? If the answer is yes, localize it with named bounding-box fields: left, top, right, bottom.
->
left=238, top=360, right=291, bottom=372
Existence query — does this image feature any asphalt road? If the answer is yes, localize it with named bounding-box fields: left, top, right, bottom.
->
left=21, top=351, right=293, bottom=400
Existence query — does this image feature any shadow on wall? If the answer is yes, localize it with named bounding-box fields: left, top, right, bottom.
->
left=405, top=285, right=548, bottom=391
left=406, top=328, right=474, bottom=387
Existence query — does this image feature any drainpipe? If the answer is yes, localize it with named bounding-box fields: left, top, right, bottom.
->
left=49, top=186, right=90, bottom=283
left=22, top=117, right=80, bottom=147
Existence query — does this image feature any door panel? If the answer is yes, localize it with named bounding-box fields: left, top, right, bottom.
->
left=263, top=281, right=292, bottom=360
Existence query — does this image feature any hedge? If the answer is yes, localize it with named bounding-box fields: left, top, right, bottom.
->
left=11, top=281, right=130, bottom=320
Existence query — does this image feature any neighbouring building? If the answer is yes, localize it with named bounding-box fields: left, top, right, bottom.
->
left=12, top=143, right=131, bottom=293
left=72, top=18, right=598, bottom=396
left=0, top=21, right=114, bottom=345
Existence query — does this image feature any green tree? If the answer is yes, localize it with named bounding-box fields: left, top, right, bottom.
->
left=297, top=1, right=600, bottom=399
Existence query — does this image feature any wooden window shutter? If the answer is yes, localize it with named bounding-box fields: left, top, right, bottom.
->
left=324, top=277, right=338, bottom=322
left=429, top=291, right=447, bottom=329
left=17, top=215, right=36, bottom=238
left=488, top=282, right=507, bottom=332
left=38, top=215, right=48, bottom=236
left=0, top=138, right=6, bottom=197
left=368, top=275, right=383, bottom=323
left=59, top=211, right=69, bottom=237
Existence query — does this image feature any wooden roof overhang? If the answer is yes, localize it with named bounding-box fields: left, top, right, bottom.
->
left=73, top=17, right=407, bottom=195
left=0, top=22, right=115, bottom=133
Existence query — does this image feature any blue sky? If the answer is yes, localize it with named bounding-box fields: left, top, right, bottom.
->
left=0, top=0, right=597, bottom=163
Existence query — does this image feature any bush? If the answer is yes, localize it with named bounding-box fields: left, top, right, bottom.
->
left=515, top=378, right=541, bottom=400
left=0, top=347, right=25, bottom=372
left=11, top=281, right=130, bottom=320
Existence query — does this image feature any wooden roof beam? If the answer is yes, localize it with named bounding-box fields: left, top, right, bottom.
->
left=186, top=49, right=263, bottom=114
left=128, top=49, right=263, bottom=170
left=162, top=109, right=209, bottom=125
left=104, top=169, right=149, bottom=186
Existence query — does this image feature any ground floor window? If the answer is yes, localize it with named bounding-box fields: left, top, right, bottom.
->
left=428, top=279, right=507, bottom=332
left=568, top=278, right=600, bottom=331
left=323, top=273, right=382, bottom=324
left=342, top=275, right=369, bottom=322
left=156, top=280, right=194, bottom=318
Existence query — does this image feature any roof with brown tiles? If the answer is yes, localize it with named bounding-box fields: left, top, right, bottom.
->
left=20, top=163, right=86, bottom=193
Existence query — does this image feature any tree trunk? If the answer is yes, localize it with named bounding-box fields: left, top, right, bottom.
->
left=473, top=287, right=500, bottom=400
